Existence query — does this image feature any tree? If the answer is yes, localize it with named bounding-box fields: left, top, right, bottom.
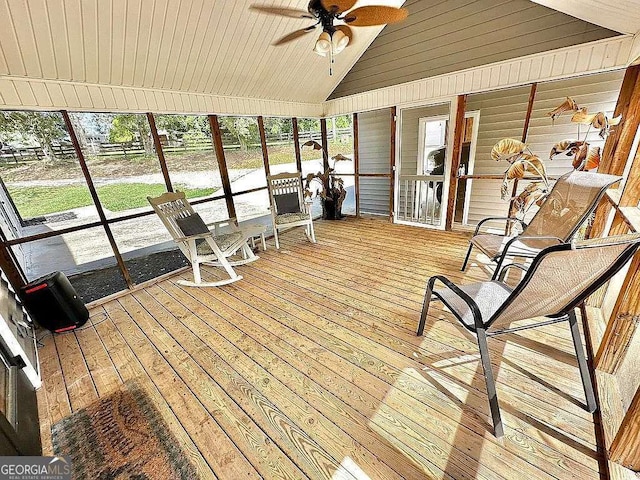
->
left=219, top=116, right=259, bottom=151
left=0, top=111, right=67, bottom=159
left=108, top=114, right=154, bottom=155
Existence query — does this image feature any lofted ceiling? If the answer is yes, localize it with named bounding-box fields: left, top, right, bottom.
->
left=0, top=0, right=637, bottom=110
left=329, top=0, right=622, bottom=99
left=530, top=0, right=640, bottom=35
left=0, top=0, right=402, bottom=104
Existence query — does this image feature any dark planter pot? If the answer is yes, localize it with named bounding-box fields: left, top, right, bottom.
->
left=322, top=198, right=344, bottom=220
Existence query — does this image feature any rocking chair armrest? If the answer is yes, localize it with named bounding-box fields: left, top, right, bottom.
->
left=473, top=217, right=527, bottom=236
left=208, top=217, right=239, bottom=235
left=427, top=275, right=484, bottom=330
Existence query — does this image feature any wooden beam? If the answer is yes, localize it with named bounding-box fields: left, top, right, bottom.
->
left=61, top=110, right=133, bottom=288
left=353, top=113, right=360, bottom=218
left=445, top=94, right=467, bottom=231
left=258, top=116, right=271, bottom=177
left=599, top=65, right=640, bottom=175
left=506, top=83, right=538, bottom=232
left=208, top=115, right=236, bottom=219
left=292, top=117, right=302, bottom=173
left=619, top=142, right=640, bottom=207
left=389, top=107, right=397, bottom=223
left=589, top=198, right=614, bottom=238
left=610, top=386, right=640, bottom=470
left=521, top=83, right=537, bottom=143
left=595, top=251, right=640, bottom=373
left=147, top=112, right=173, bottom=192
left=0, top=227, right=26, bottom=291
left=320, top=118, right=329, bottom=171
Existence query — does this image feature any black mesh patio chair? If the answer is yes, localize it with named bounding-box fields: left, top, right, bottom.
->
left=419, top=233, right=640, bottom=437
left=461, top=170, right=621, bottom=279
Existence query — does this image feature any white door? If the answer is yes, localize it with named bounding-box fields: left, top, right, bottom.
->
left=396, top=103, right=452, bottom=228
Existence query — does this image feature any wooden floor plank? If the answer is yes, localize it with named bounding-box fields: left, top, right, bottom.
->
left=36, top=218, right=606, bottom=480
left=91, top=306, right=218, bottom=479
left=200, top=268, right=596, bottom=480
left=104, top=299, right=260, bottom=480
left=125, top=290, right=318, bottom=480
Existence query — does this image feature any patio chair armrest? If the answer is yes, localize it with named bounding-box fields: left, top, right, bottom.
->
left=494, top=235, right=565, bottom=269
left=473, top=216, right=527, bottom=236
left=497, top=263, right=530, bottom=282
left=427, top=275, right=484, bottom=330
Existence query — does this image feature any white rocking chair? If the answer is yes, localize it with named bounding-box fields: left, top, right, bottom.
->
left=148, top=191, right=259, bottom=287
left=267, top=172, right=316, bottom=250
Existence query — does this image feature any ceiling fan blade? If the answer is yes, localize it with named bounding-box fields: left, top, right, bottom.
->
left=249, top=5, right=314, bottom=19
left=343, top=6, right=408, bottom=26
left=320, top=0, right=357, bottom=14
left=273, top=27, right=316, bottom=46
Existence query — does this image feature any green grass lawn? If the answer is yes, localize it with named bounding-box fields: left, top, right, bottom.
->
left=8, top=183, right=216, bottom=219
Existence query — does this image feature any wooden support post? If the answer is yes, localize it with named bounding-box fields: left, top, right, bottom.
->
left=599, top=65, right=640, bottom=176
left=320, top=118, right=329, bottom=171
left=445, top=94, right=467, bottom=231
left=208, top=115, right=236, bottom=219
left=610, top=386, right=640, bottom=470
left=292, top=117, right=302, bottom=173
left=0, top=228, right=26, bottom=291
left=353, top=113, right=360, bottom=218
left=61, top=110, right=133, bottom=288
left=258, top=116, right=270, bottom=177
left=590, top=65, right=640, bottom=238
left=506, top=83, right=537, bottom=231
left=595, top=250, right=640, bottom=373
left=389, top=107, right=397, bottom=223
left=147, top=112, right=173, bottom=192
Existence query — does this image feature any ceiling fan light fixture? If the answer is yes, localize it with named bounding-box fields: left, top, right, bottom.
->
left=331, top=30, right=349, bottom=54
left=314, top=31, right=331, bottom=55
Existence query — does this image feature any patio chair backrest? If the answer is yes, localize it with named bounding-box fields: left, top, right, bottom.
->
left=147, top=191, right=196, bottom=241
left=267, top=172, right=305, bottom=215
left=523, top=170, right=620, bottom=241
left=488, top=233, right=640, bottom=330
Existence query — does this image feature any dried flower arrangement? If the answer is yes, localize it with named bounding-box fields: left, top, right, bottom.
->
left=492, top=96, right=621, bottom=219
left=301, top=140, right=351, bottom=219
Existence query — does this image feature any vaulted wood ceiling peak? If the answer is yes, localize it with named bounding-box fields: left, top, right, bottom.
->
left=329, top=0, right=621, bottom=99
left=0, top=0, right=402, bottom=105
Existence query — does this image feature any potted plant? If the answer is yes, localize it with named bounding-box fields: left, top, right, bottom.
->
left=492, top=96, right=621, bottom=220
left=301, top=140, right=350, bottom=220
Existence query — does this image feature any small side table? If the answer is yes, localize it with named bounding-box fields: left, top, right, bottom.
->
left=243, top=223, right=267, bottom=251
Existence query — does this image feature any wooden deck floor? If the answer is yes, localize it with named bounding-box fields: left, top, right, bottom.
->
left=36, top=217, right=605, bottom=479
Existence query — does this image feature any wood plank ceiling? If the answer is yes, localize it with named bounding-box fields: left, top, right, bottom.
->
left=328, top=0, right=623, bottom=99
left=0, top=0, right=402, bottom=104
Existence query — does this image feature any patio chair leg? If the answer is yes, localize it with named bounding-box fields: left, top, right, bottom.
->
left=461, top=243, right=473, bottom=271
left=477, top=328, right=504, bottom=437
left=309, top=220, right=316, bottom=243
left=568, top=309, right=598, bottom=413
left=416, top=282, right=433, bottom=336
left=192, top=260, right=202, bottom=284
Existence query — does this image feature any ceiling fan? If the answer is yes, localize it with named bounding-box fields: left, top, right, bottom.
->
left=250, top=0, right=408, bottom=74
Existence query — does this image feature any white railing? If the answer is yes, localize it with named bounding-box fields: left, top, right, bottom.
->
left=398, top=175, right=444, bottom=226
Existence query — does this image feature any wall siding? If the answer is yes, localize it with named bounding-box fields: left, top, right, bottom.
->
left=464, top=70, right=624, bottom=226
left=357, top=109, right=391, bottom=215
left=324, top=35, right=633, bottom=117
left=329, top=0, right=619, bottom=99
